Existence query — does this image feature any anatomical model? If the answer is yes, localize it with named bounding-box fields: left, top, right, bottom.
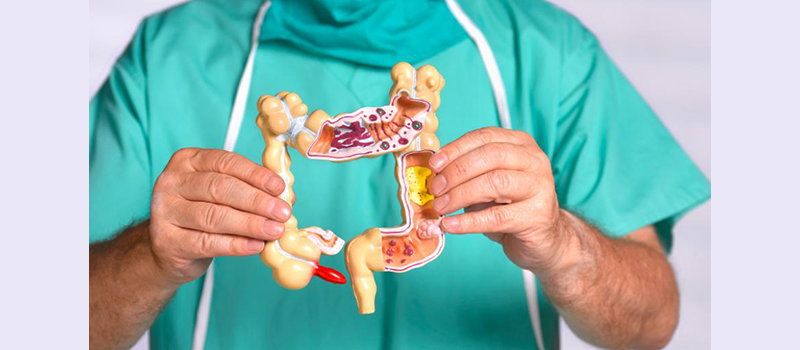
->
left=255, top=62, right=445, bottom=314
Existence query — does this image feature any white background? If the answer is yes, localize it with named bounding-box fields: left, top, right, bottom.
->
left=88, top=0, right=711, bottom=349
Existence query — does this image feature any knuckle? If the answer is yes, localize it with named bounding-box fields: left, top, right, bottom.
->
left=214, top=152, right=239, bottom=173
left=230, top=238, right=242, bottom=254
left=243, top=215, right=263, bottom=235
left=202, top=205, right=225, bottom=230
left=451, top=160, right=470, bottom=179
left=445, top=188, right=466, bottom=211
left=474, top=127, right=495, bottom=144
left=251, top=192, right=269, bottom=213
left=171, top=148, right=197, bottom=163
left=198, top=233, right=215, bottom=255
left=447, top=142, right=466, bottom=159
left=154, top=171, right=177, bottom=192
left=208, top=175, right=232, bottom=203
left=488, top=206, right=508, bottom=226
left=488, top=170, right=511, bottom=194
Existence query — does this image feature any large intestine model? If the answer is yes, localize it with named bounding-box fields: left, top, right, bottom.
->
left=254, top=62, right=445, bottom=314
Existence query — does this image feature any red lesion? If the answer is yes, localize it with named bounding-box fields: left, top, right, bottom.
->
left=313, top=262, right=347, bottom=284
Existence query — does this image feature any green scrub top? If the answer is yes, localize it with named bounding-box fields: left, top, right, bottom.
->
left=89, top=1, right=711, bottom=349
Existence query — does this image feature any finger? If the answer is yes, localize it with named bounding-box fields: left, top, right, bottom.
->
left=431, top=170, right=534, bottom=215
left=441, top=203, right=525, bottom=235
left=173, top=228, right=266, bottom=259
left=464, top=203, right=506, bottom=243
left=428, top=143, right=532, bottom=196
left=183, top=149, right=285, bottom=196
left=166, top=197, right=284, bottom=240
left=179, top=172, right=291, bottom=222
left=428, top=127, right=534, bottom=172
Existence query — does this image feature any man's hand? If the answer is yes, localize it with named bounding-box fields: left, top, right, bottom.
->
left=428, top=127, right=571, bottom=276
left=91, top=148, right=291, bottom=350
left=149, top=148, right=291, bottom=285
left=428, top=128, right=679, bottom=349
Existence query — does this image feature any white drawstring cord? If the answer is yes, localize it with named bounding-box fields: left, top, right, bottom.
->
left=222, top=0, right=273, bottom=153
left=191, top=261, right=214, bottom=350
left=192, top=1, right=272, bottom=350
left=444, top=0, right=513, bottom=131
left=445, top=1, right=547, bottom=350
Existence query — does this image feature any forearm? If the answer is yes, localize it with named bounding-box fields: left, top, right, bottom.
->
left=537, top=211, right=679, bottom=350
left=89, top=221, right=179, bottom=350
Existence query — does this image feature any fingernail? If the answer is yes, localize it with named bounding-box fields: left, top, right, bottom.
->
left=432, top=194, right=449, bottom=213
left=247, top=240, right=265, bottom=252
left=442, top=216, right=460, bottom=231
left=262, top=220, right=285, bottom=239
left=429, top=174, right=447, bottom=195
left=266, top=176, right=284, bottom=194
left=272, top=202, right=291, bottom=222
left=429, top=152, right=448, bottom=171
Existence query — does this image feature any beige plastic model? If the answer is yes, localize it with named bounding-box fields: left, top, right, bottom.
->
left=255, top=62, right=445, bottom=313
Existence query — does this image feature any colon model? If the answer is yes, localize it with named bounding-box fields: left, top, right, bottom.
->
left=255, top=62, right=445, bottom=313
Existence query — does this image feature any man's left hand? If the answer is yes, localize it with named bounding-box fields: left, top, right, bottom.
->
left=428, top=127, right=681, bottom=349
left=428, top=127, right=574, bottom=276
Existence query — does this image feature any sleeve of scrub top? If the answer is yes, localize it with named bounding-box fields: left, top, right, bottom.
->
left=551, top=21, right=710, bottom=250
left=90, top=23, right=152, bottom=243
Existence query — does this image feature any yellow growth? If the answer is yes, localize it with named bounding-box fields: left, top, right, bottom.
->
left=406, top=166, right=434, bottom=206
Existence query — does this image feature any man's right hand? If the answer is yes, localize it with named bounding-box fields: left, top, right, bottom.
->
left=149, top=148, right=291, bottom=285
